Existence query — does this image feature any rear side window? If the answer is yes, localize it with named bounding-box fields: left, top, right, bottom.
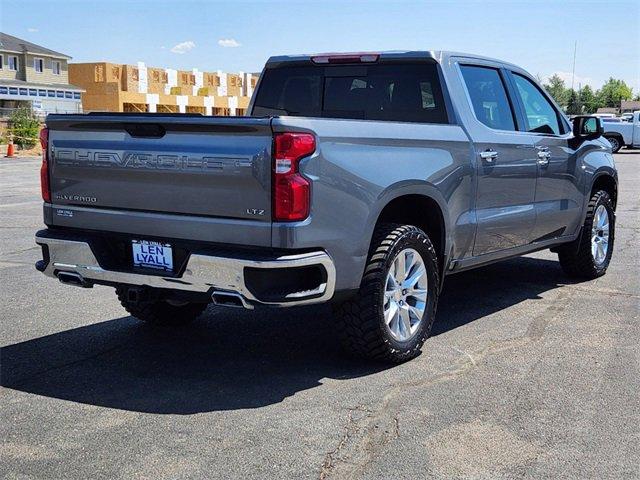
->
left=511, top=74, right=562, bottom=135
left=252, top=63, right=448, bottom=124
left=460, top=65, right=515, bottom=131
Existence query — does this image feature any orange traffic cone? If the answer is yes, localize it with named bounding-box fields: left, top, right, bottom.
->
left=4, top=140, right=16, bottom=158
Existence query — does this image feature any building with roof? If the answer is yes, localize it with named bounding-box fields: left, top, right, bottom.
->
left=0, top=32, right=83, bottom=115
left=620, top=100, right=640, bottom=114
left=595, top=107, right=618, bottom=115
left=69, top=62, right=258, bottom=116
left=596, top=101, right=640, bottom=116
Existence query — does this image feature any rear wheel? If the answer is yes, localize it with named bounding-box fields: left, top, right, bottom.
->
left=116, top=286, right=208, bottom=326
left=605, top=135, right=622, bottom=153
left=336, top=224, right=439, bottom=363
left=557, top=190, right=615, bottom=279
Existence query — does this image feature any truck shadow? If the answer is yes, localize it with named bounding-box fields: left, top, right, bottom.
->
left=1, top=256, right=574, bottom=414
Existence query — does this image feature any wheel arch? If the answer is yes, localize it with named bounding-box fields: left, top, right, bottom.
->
left=369, top=186, right=450, bottom=278
left=591, top=171, right=618, bottom=209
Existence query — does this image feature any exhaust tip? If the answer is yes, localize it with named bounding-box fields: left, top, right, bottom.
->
left=57, top=271, right=92, bottom=288
left=211, top=291, right=252, bottom=309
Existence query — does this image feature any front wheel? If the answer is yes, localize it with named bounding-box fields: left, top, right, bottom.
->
left=336, top=224, right=440, bottom=363
left=557, top=190, right=615, bottom=279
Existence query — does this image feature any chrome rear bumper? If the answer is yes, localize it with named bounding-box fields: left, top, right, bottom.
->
left=35, top=234, right=336, bottom=308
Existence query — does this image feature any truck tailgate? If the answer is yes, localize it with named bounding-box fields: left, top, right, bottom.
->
left=46, top=114, right=273, bottom=224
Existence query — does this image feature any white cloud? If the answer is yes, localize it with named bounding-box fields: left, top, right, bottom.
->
left=545, top=71, right=593, bottom=88
left=170, top=41, right=196, bottom=54
left=218, top=38, right=241, bottom=48
left=27, top=27, right=38, bottom=32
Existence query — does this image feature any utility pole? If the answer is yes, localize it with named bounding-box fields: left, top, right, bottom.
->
left=571, top=41, right=577, bottom=92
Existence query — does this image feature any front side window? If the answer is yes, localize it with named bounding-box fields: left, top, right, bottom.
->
left=512, top=74, right=561, bottom=135
left=460, top=65, right=515, bottom=131
left=0, top=55, right=3, bottom=69
left=8, top=56, right=18, bottom=71
left=52, top=61, right=61, bottom=75
left=253, top=63, right=448, bottom=124
left=34, top=58, right=44, bottom=73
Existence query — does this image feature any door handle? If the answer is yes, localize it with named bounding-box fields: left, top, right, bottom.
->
left=479, top=149, right=498, bottom=163
left=536, top=148, right=551, bottom=166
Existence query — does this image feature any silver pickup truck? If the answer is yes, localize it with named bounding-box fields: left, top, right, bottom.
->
left=602, top=111, right=640, bottom=152
left=35, top=51, right=617, bottom=362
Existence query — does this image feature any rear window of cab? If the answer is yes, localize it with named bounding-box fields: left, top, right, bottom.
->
left=253, top=63, right=448, bottom=124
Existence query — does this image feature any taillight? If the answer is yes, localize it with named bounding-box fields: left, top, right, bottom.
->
left=273, top=132, right=315, bottom=221
left=39, top=127, right=50, bottom=202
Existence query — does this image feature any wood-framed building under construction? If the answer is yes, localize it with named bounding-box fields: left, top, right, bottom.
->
left=69, top=61, right=258, bottom=116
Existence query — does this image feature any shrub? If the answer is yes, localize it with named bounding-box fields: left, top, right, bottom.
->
left=9, top=107, right=40, bottom=149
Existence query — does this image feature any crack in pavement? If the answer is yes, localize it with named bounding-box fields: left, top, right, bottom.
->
left=319, top=404, right=373, bottom=480
left=2, top=246, right=39, bottom=257
left=0, top=260, right=33, bottom=269
left=564, top=285, right=640, bottom=299
left=3, top=340, right=135, bottom=389
left=319, top=289, right=575, bottom=479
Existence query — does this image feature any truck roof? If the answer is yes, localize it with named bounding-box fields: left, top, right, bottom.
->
left=265, top=50, right=521, bottom=69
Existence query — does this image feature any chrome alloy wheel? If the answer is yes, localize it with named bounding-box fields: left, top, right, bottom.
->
left=591, top=204, right=610, bottom=265
left=383, top=248, right=428, bottom=342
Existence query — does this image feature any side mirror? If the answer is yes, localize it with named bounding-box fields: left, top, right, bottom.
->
left=572, top=116, right=603, bottom=141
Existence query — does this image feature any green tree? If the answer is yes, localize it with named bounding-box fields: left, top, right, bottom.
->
left=597, top=78, right=633, bottom=108
left=543, top=74, right=569, bottom=108
left=578, top=85, right=599, bottom=114
left=8, top=107, right=40, bottom=149
left=566, top=89, right=582, bottom=115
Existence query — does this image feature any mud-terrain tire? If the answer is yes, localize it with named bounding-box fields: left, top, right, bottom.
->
left=116, top=287, right=208, bottom=326
left=336, top=224, right=440, bottom=363
left=558, top=190, right=615, bottom=279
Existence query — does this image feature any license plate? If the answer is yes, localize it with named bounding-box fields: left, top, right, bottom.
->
left=132, top=240, right=173, bottom=272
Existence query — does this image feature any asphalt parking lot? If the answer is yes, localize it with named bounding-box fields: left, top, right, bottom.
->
left=1, top=151, right=638, bottom=479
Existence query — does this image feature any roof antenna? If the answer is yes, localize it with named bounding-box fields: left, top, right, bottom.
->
left=571, top=41, right=577, bottom=92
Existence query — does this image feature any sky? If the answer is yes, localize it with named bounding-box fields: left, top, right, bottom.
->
left=1, top=0, right=638, bottom=92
